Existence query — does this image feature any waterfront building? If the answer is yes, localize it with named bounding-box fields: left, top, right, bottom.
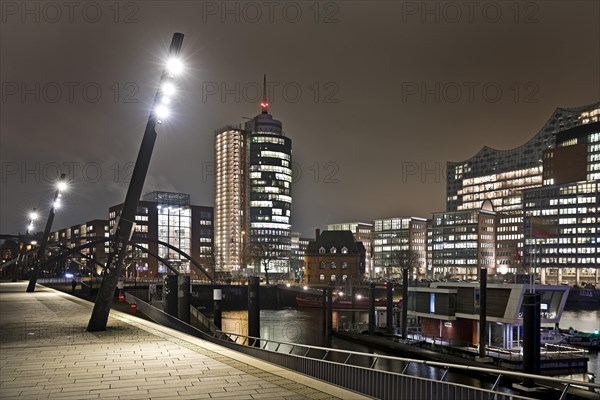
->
left=446, top=103, right=599, bottom=213
left=214, top=126, right=248, bottom=275
left=304, top=229, right=366, bottom=286
left=407, top=282, right=570, bottom=349
left=432, top=203, right=498, bottom=280
left=109, top=191, right=213, bottom=278
left=522, top=121, right=600, bottom=285
left=49, top=219, right=110, bottom=276
left=214, top=76, right=293, bottom=278
left=326, top=222, right=373, bottom=278
left=291, top=232, right=312, bottom=281
left=440, top=102, right=600, bottom=280
left=372, top=217, right=429, bottom=280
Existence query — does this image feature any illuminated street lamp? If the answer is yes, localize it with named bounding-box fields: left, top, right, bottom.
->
left=12, top=209, right=39, bottom=282
left=88, top=33, right=185, bottom=332
left=27, top=174, right=68, bottom=292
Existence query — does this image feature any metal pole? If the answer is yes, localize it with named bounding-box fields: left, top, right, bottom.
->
left=27, top=174, right=66, bottom=292
left=177, top=275, right=190, bottom=323
left=479, top=267, right=487, bottom=358
left=368, top=282, right=375, bottom=335
left=248, top=276, right=260, bottom=346
left=523, top=292, right=541, bottom=376
left=402, top=267, right=409, bottom=340
left=163, top=274, right=178, bottom=317
left=213, top=288, right=222, bottom=330
left=87, top=33, right=184, bottom=332
left=386, top=283, right=394, bottom=334
left=326, top=286, right=333, bottom=335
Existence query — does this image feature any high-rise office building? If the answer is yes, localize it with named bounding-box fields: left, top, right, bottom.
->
left=214, top=126, right=248, bottom=274
left=214, top=76, right=293, bottom=276
left=523, top=120, right=600, bottom=285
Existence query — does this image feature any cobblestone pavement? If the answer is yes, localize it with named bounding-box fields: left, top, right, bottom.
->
left=0, top=282, right=369, bottom=400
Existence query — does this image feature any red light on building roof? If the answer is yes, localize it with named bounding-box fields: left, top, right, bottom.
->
left=260, top=102, right=268, bottom=109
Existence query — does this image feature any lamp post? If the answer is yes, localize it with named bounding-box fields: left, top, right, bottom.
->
left=13, top=209, right=38, bottom=282
left=87, top=33, right=184, bottom=332
left=27, top=174, right=68, bottom=292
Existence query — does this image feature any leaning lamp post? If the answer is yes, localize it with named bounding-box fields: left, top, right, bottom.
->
left=87, top=33, right=184, bottom=331
left=27, top=174, right=68, bottom=292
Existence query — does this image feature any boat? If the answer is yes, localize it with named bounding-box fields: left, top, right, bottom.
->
left=540, top=329, right=567, bottom=345
left=563, top=330, right=600, bottom=350
left=296, top=295, right=401, bottom=309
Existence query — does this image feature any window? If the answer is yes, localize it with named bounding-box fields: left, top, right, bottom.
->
left=330, top=275, right=336, bottom=282
left=319, top=261, right=325, bottom=269
left=341, top=246, right=348, bottom=254
left=342, top=262, right=348, bottom=269
left=331, top=261, right=336, bottom=269
left=319, top=247, right=325, bottom=254
left=330, top=247, right=337, bottom=253
left=319, top=274, right=325, bottom=282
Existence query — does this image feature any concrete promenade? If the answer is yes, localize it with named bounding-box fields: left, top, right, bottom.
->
left=0, top=282, right=370, bottom=400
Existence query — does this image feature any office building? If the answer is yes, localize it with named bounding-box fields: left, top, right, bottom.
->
left=109, top=191, right=213, bottom=278
left=214, top=76, right=293, bottom=278
left=523, top=120, right=600, bottom=285
left=214, top=126, right=248, bottom=274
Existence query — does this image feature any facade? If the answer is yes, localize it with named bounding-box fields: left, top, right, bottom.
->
left=440, top=102, right=600, bottom=281
left=214, top=78, right=293, bottom=277
left=245, top=101, right=293, bottom=274
left=408, top=283, right=570, bottom=349
left=45, top=219, right=110, bottom=276
left=304, top=230, right=366, bottom=286
left=431, top=203, right=498, bottom=280
left=326, top=222, right=373, bottom=278
left=290, top=232, right=312, bottom=280
left=373, top=217, right=429, bottom=280
left=522, top=121, right=600, bottom=285
left=446, top=103, right=599, bottom=213
left=109, top=192, right=213, bottom=278
left=214, top=126, right=248, bottom=274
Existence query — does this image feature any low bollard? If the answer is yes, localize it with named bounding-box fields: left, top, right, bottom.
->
left=130, top=303, right=137, bottom=315
left=118, top=293, right=125, bottom=302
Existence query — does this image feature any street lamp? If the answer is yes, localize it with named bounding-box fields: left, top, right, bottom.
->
left=27, top=174, right=68, bottom=292
left=88, top=33, right=185, bottom=332
left=13, top=209, right=39, bottom=282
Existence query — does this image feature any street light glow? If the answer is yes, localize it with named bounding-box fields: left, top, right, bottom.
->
left=28, top=222, right=34, bottom=232
left=57, top=181, right=68, bottom=192
left=54, top=199, right=61, bottom=209
left=29, top=211, right=39, bottom=221
left=161, top=82, right=176, bottom=97
left=155, top=104, right=170, bottom=120
left=166, top=57, right=184, bottom=75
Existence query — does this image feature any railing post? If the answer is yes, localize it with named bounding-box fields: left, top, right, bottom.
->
left=213, top=288, right=222, bottom=330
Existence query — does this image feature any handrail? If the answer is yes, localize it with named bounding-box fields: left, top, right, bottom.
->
left=216, top=330, right=600, bottom=393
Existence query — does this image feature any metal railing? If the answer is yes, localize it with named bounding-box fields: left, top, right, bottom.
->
left=210, top=331, right=599, bottom=400
left=123, top=293, right=599, bottom=400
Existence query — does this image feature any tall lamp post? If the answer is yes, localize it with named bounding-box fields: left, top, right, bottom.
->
left=13, top=209, right=39, bottom=282
left=87, top=33, right=184, bottom=332
left=27, top=174, right=68, bottom=292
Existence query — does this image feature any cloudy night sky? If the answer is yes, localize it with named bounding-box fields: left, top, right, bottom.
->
left=1, top=1, right=599, bottom=237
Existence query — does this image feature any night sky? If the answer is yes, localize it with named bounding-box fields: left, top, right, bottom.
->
left=1, top=1, right=599, bottom=237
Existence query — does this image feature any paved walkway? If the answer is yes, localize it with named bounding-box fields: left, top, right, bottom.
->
left=0, top=282, right=370, bottom=400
